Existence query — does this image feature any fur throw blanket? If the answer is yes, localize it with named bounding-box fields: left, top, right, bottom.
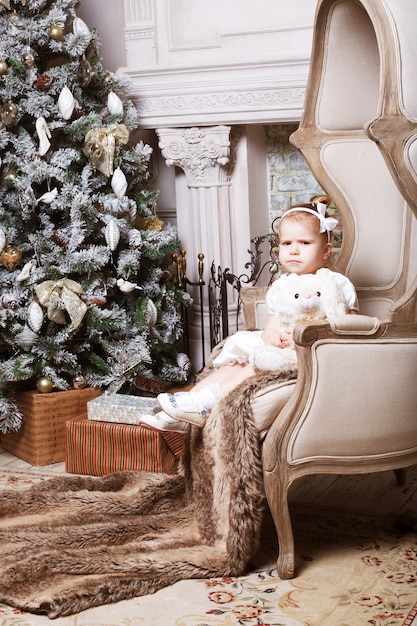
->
left=0, top=367, right=297, bottom=619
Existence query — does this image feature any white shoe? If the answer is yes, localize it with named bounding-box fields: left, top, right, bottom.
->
left=157, top=392, right=209, bottom=427
left=139, top=410, right=190, bottom=433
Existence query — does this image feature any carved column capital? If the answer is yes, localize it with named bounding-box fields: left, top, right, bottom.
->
left=156, top=126, right=231, bottom=186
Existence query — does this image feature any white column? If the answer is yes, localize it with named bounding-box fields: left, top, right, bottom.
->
left=156, top=125, right=269, bottom=370
left=156, top=126, right=233, bottom=368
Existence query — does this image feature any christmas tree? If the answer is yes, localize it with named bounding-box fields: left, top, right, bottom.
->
left=0, top=0, right=192, bottom=432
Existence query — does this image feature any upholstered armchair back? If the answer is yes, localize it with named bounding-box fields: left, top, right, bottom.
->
left=291, top=0, right=417, bottom=324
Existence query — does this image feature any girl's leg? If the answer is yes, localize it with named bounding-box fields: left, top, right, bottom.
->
left=139, top=363, right=257, bottom=432
left=194, top=362, right=256, bottom=394
left=156, top=362, right=256, bottom=424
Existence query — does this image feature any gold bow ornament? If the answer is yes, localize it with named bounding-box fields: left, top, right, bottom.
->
left=83, top=123, right=129, bottom=177
left=35, top=278, right=87, bottom=329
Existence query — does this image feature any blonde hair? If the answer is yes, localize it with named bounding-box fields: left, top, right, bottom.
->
left=276, top=195, right=333, bottom=244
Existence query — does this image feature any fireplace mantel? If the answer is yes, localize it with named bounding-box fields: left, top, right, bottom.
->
left=124, top=61, right=308, bottom=129
left=121, top=0, right=316, bottom=128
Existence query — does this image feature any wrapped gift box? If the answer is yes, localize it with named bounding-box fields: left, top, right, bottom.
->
left=87, top=393, right=158, bottom=424
left=0, top=387, right=101, bottom=466
left=65, top=416, right=184, bottom=476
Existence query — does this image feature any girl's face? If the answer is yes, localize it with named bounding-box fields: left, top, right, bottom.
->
left=278, top=217, right=332, bottom=274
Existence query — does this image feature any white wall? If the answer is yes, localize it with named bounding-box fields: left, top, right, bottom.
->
left=77, top=0, right=126, bottom=72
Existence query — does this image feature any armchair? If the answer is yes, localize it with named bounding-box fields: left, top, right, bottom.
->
left=261, top=0, right=417, bottom=579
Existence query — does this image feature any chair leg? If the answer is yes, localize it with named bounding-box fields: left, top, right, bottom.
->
left=394, top=468, right=407, bottom=485
left=263, top=468, right=295, bottom=579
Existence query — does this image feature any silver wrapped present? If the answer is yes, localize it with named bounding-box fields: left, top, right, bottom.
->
left=87, top=394, right=158, bottom=425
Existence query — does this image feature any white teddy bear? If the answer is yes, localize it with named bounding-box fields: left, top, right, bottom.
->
left=249, top=270, right=349, bottom=371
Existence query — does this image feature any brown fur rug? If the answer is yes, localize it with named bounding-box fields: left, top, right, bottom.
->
left=0, top=367, right=297, bottom=619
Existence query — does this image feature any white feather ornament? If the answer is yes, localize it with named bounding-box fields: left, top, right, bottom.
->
left=27, top=300, right=44, bottom=333
left=107, top=91, right=123, bottom=116
left=58, top=86, right=75, bottom=120
left=73, top=17, right=91, bottom=37
left=0, top=226, right=6, bottom=253
left=111, top=167, right=128, bottom=198
left=105, top=218, right=120, bottom=251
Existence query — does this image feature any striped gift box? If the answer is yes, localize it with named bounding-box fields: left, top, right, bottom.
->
left=65, top=416, right=184, bottom=476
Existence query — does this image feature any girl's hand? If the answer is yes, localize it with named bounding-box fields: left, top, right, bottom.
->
left=261, top=315, right=293, bottom=348
left=262, top=328, right=282, bottom=347
left=279, top=327, right=293, bottom=348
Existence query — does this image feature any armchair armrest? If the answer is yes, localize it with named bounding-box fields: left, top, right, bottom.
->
left=328, top=314, right=381, bottom=334
left=292, top=314, right=387, bottom=346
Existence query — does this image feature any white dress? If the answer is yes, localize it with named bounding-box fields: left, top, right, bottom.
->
left=212, top=268, right=358, bottom=369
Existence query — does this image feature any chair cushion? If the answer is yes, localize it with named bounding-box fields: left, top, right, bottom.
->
left=251, top=378, right=295, bottom=437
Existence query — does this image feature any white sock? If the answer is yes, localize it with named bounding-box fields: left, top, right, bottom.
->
left=194, top=383, right=224, bottom=410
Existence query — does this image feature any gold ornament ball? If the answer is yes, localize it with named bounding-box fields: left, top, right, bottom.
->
left=36, top=377, right=54, bottom=393
left=0, top=244, right=22, bottom=270
left=3, top=171, right=17, bottom=188
left=49, top=24, right=64, bottom=40
left=21, top=51, right=35, bottom=67
left=1, top=101, right=18, bottom=126
left=73, top=374, right=87, bottom=390
left=0, top=59, right=8, bottom=75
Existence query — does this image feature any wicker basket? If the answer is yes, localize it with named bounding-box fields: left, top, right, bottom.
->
left=0, top=387, right=101, bottom=466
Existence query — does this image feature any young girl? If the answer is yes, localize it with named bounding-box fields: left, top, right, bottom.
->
left=139, top=196, right=359, bottom=433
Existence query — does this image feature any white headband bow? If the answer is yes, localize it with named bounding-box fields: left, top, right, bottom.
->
left=283, top=202, right=338, bottom=240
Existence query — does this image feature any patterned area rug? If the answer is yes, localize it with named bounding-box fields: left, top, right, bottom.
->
left=1, top=468, right=417, bottom=626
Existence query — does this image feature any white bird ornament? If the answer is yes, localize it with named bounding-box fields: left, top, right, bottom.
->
left=16, top=260, right=36, bottom=282
left=37, top=188, right=58, bottom=205
left=117, top=278, right=143, bottom=293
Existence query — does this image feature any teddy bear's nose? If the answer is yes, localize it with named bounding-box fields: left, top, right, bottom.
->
left=303, top=293, right=312, bottom=299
